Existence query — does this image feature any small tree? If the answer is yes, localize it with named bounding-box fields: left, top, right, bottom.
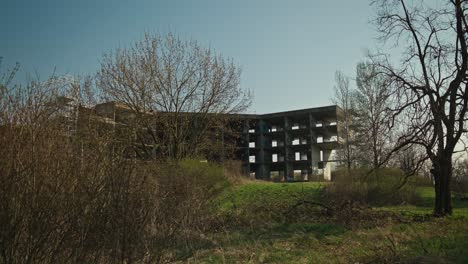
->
left=332, top=71, right=356, bottom=170
left=97, top=33, right=251, bottom=160
left=354, top=61, right=392, bottom=169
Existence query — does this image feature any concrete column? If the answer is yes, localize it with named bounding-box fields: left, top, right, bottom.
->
left=283, top=116, right=292, bottom=181
left=322, top=149, right=332, bottom=181
left=244, top=119, right=250, bottom=175
left=309, top=113, right=320, bottom=179
left=256, top=119, right=270, bottom=179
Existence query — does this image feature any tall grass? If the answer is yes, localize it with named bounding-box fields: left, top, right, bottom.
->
left=327, top=168, right=425, bottom=206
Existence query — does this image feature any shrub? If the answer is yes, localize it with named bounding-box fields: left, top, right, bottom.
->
left=408, top=175, right=433, bottom=187
left=0, top=65, right=231, bottom=263
left=178, top=159, right=230, bottom=198
left=327, top=168, right=423, bottom=206
left=452, top=159, right=468, bottom=200
left=0, top=137, right=230, bottom=264
left=453, top=177, right=468, bottom=200
left=222, top=160, right=252, bottom=186
left=120, top=159, right=230, bottom=261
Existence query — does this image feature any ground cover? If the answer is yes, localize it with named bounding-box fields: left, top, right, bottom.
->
left=177, top=181, right=468, bottom=263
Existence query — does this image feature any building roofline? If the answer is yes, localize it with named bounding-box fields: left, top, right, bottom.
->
left=259, top=105, right=339, bottom=117
left=231, top=105, right=341, bottom=120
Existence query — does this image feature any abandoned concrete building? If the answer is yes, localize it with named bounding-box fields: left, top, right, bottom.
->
left=233, top=106, right=342, bottom=181
left=56, top=97, right=342, bottom=181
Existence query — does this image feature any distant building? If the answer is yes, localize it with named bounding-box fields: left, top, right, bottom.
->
left=55, top=97, right=342, bottom=181
left=232, top=106, right=342, bottom=181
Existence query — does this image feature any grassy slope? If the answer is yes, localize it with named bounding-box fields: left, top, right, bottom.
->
left=378, top=187, right=468, bottom=218
left=183, top=182, right=468, bottom=264
left=216, top=182, right=323, bottom=222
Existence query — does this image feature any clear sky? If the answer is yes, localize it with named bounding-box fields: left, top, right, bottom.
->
left=1, top=0, right=378, bottom=114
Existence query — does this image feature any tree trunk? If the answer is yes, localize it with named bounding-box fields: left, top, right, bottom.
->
left=433, top=157, right=453, bottom=216
left=345, top=124, right=352, bottom=170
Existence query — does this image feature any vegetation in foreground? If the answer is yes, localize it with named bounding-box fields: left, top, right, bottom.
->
left=183, top=173, right=468, bottom=264
left=1, top=146, right=467, bottom=263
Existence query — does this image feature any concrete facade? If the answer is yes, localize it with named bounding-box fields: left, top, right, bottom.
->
left=233, top=106, right=342, bottom=181
left=55, top=97, right=342, bottom=180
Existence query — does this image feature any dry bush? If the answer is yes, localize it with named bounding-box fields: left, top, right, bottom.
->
left=0, top=82, right=144, bottom=262
left=326, top=168, right=423, bottom=207
left=223, top=160, right=251, bottom=186
left=0, top=135, right=227, bottom=263
left=452, top=159, right=468, bottom=200
left=0, top=73, right=229, bottom=263
left=453, top=178, right=468, bottom=200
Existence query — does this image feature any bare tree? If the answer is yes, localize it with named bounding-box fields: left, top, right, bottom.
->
left=97, top=33, right=251, bottom=160
left=371, top=0, right=468, bottom=216
left=332, top=71, right=356, bottom=170
left=354, top=61, right=392, bottom=169
left=0, top=66, right=228, bottom=262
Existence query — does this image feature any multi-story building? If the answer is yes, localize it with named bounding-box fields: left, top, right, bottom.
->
left=56, top=96, right=343, bottom=181
left=233, top=106, right=342, bottom=181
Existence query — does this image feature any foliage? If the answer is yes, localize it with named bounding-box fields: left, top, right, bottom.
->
left=327, top=168, right=423, bottom=206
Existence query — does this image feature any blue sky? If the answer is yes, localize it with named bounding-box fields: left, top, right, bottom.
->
left=2, top=0, right=377, bottom=114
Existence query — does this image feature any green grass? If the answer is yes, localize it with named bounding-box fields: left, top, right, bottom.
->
left=378, top=186, right=468, bottom=218
left=216, top=181, right=325, bottom=212
left=185, top=181, right=468, bottom=263
left=214, top=182, right=327, bottom=226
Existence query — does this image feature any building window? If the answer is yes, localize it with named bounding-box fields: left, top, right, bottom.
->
left=295, top=152, right=300, bottom=161
left=272, top=154, right=278, bottom=162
